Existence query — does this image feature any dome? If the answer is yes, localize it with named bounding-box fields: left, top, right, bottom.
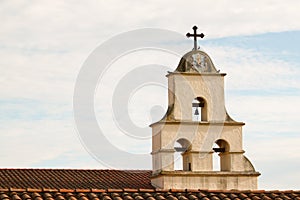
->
left=175, top=50, right=219, bottom=73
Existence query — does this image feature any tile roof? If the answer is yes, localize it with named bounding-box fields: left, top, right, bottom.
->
left=0, top=169, right=153, bottom=189
left=0, top=169, right=299, bottom=200
left=0, top=189, right=299, bottom=200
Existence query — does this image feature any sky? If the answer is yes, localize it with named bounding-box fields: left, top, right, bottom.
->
left=0, top=0, right=300, bottom=190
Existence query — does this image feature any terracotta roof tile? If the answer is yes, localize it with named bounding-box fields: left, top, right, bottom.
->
left=0, top=169, right=299, bottom=200
left=123, top=195, right=134, bottom=200
left=102, top=196, right=112, bottom=200
left=144, top=193, right=154, bottom=199
left=248, top=195, right=260, bottom=200
left=21, top=193, right=31, bottom=200
left=87, top=193, right=99, bottom=200
left=11, top=192, right=21, bottom=200
left=0, top=193, right=10, bottom=200
left=153, top=194, right=165, bottom=200
left=0, top=169, right=152, bottom=190
left=178, top=195, right=189, bottom=200
left=78, top=194, right=89, bottom=200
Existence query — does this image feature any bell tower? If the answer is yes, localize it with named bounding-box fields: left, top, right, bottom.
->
left=150, top=26, right=260, bottom=190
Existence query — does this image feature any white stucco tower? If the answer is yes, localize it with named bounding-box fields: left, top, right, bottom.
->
left=150, top=27, right=260, bottom=190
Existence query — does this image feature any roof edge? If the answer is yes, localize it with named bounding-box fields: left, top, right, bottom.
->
left=1, top=188, right=299, bottom=193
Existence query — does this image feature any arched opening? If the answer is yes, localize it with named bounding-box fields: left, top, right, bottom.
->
left=192, top=97, right=207, bottom=121
left=212, top=139, right=231, bottom=171
left=212, top=143, right=220, bottom=171
left=174, top=141, right=183, bottom=170
left=174, top=138, right=192, bottom=171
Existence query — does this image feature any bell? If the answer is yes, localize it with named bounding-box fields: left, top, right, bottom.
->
left=194, top=108, right=199, bottom=115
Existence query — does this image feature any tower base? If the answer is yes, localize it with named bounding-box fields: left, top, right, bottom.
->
left=151, top=171, right=260, bottom=190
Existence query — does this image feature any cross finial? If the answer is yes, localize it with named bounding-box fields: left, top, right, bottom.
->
left=186, top=26, right=205, bottom=50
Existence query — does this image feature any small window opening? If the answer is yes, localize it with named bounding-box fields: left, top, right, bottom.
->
left=192, top=97, right=207, bottom=121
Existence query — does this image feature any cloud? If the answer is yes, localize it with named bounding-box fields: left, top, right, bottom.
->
left=246, top=136, right=300, bottom=190
left=203, top=45, right=300, bottom=90
left=0, top=120, right=74, bottom=166
left=1, top=0, right=300, bottom=49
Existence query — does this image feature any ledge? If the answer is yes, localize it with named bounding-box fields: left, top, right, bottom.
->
left=166, top=72, right=227, bottom=77
left=151, top=150, right=245, bottom=154
left=151, top=171, right=261, bottom=178
left=150, top=120, right=245, bottom=127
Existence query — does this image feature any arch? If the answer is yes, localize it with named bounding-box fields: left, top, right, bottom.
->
left=192, top=97, right=207, bottom=121
left=174, top=138, right=192, bottom=171
left=176, top=138, right=192, bottom=150
left=213, top=139, right=231, bottom=171
left=215, top=139, right=230, bottom=151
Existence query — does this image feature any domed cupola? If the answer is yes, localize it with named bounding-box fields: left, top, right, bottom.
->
left=175, top=50, right=219, bottom=73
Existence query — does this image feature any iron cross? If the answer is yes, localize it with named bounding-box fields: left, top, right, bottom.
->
left=186, top=26, right=205, bottom=50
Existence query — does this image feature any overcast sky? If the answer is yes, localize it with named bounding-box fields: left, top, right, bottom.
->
left=0, top=0, right=300, bottom=190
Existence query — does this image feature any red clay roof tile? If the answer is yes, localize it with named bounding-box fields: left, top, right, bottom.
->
left=0, top=169, right=153, bottom=190
left=0, top=169, right=299, bottom=200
